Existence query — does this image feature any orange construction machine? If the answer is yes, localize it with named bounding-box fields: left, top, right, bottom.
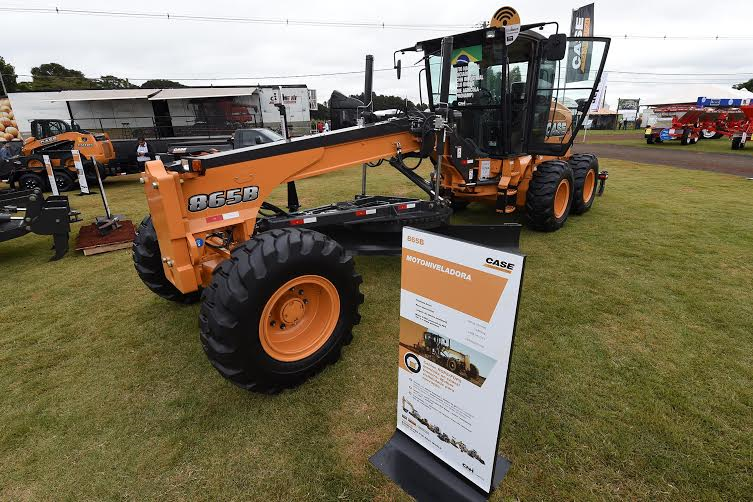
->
left=133, top=6, right=610, bottom=392
left=9, top=119, right=115, bottom=192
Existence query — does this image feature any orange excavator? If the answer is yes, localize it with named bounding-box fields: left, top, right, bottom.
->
left=133, top=7, right=610, bottom=392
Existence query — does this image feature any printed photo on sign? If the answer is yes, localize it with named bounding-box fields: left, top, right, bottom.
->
left=399, top=317, right=495, bottom=388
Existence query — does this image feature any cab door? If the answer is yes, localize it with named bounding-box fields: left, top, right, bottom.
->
left=526, top=37, right=610, bottom=156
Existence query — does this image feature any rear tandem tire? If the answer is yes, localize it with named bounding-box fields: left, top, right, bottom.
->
left=568, top=153, right=599, bottom=215
left=199, top=228, right=364, bottom=393
left=53, top=169, right=76, bottom=192
left=132, top=215, right=201, bottom=304
left=524, top=160, right=574, bottom=232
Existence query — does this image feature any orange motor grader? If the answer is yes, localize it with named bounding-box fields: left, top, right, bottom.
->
left=389, top=19, right=610, bottom=230
left=133, top=8, right=610, bottom=393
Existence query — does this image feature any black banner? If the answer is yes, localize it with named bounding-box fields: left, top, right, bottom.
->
left=567, top=3, right=594, bottom=83
left=618, top=98, right=640, bottom=110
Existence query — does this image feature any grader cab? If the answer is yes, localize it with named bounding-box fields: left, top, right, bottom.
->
left=133, top=7, right=610, bottom=393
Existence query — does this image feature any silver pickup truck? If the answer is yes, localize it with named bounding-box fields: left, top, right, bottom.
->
left=167, top=128, right=284, bottom=158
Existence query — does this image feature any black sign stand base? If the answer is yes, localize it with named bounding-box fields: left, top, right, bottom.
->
left=369, top=430, right=510, bottom=502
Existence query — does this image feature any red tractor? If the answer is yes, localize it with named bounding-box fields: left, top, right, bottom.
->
left=644, top=111, right=702, bottom=145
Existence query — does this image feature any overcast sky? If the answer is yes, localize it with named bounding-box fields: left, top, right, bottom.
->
left=3, top=0, right=753, bottom=107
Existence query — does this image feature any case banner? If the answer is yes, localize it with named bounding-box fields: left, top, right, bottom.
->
left=397, top=227, right=525, bottom=493
left=567, top=3, right=595, bottom=83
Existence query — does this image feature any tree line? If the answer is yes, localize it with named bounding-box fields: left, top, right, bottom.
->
left=0, top=57, right=185, bottom=92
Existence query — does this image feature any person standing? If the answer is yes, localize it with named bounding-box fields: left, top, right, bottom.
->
left=0, top=142, right=12, bottom=162
left=323, top=121, right=330, bottom=133
left=0, top=143, right=13, bottom=183
left=136, top=137, right=152, bottom=170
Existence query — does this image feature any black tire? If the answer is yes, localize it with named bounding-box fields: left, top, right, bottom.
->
left=680, top=129, right=690, bottom=146
left=568, top=153, right=599, bottom=215
left=524, top=160, right=574, bottom=232
left=199, top=228, right=363, bottom=393
left=731, top=137, right=742, bottom=150
left=18, top=172, right=45, bottom=191
left=132, top=216, right=201, bottom=304
left=447, top=358, right=458, bottom=373
left=53, top=169, right=76, bottom=192
left=468, top=363, right=479, bottom=379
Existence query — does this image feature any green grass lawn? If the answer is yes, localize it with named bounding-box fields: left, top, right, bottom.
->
left=1, top=160, right=752, bottom=501
left=588, top=135, right=753, bottom=156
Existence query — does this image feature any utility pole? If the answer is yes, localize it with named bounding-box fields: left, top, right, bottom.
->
left=0, top=71, right=8, bottom=96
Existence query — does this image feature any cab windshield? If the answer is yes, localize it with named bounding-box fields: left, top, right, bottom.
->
left=427, top=33, right=534, bottom=156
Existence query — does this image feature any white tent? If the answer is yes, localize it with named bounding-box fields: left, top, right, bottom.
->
left=643, top=84, right=753, bottom=106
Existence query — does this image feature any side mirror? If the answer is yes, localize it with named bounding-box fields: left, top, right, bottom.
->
left=544, top=33, right=567, bottom=61
left=396, top=59, right=402, bottom=80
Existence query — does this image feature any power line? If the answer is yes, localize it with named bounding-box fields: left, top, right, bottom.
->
left=0, top=7, right=475, bottom=31
left=606, top=70, right=753, bottom=76
left=600, top=34, right=753, bottom=40
left=2, top=6, right=753, bottom=39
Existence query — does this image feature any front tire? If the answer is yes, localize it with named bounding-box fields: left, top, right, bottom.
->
left=132, top=216, right=201, bottom=304
left=525, top=160, right=574, bottom=232
left=200, top=228, right=363, bottom=393
left=568, top=154, right=599, bottom=215
left=18, top=172, right=45, bottom=191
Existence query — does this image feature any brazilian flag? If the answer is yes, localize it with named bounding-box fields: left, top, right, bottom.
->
left=451, top=45, right=482, bottom=65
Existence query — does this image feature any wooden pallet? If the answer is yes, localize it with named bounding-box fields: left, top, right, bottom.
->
left=75, top=220, right=135, bottom=256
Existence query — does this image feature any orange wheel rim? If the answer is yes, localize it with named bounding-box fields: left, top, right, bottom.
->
left=554, top=179, right=570, bottom=219
left=259, top=275, right=340, bottom=362
left=27, top=159, right=44, bottom=169
left=583, top=169, right=596, bottom=204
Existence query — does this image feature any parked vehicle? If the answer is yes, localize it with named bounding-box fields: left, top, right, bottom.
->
left=7, top=119, right=114, bottom=192
left=166, top=128, right=284, bottom=158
